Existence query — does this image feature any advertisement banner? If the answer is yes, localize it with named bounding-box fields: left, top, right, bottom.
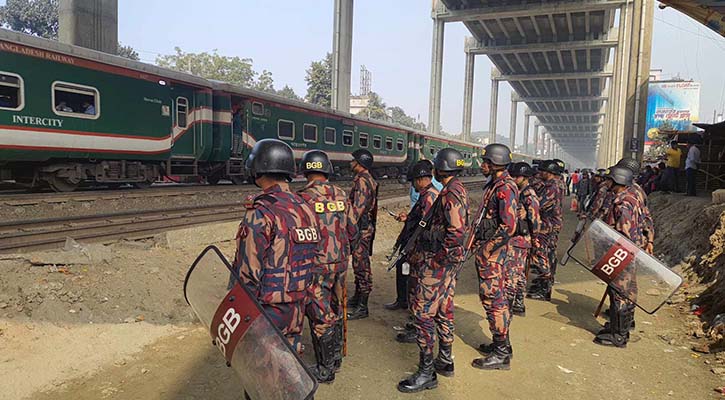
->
left=645, top=81, right=701, bottom=144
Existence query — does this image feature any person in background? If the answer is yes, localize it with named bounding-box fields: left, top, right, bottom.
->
left=637, top=165, right=653, bottom=188
left=56, top=101, right=73, bottom=112
left=662, top=140, right=682, bottom=193
left=82, top=101, right=96, bottom=115
left=653, top=162, right=666, bottom=193
left=576, top=170, right=592, bottom=212
left=685, top=138, right=701, bottom=197
left=563, top=169, right=571, bottom=196
left=571, top=169, right=580, bottom=195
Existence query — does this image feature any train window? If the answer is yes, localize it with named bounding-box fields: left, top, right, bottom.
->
left=303, top=124, right=318, bottom=143
left=385, top=137, right=393, bottom=151
left=359, top=132, right=369, bottom=148
left=278, top=119, right=295, bottom=140
left=0, top=72, right=23, bottom=111
left=429, top=148, right=435, bottom=155
left=252, top=102, right=264, bottom=116
left=373, top=135, right=382, bottom=149
left=324, top=127, right=336, bottom=145
left=51, top=81, right=100, bottom=120
left=342, top=130, right=353, bottom=146
left=396, top=139, right=404, bottom=152
left=176, top=97, right=188, bottom=128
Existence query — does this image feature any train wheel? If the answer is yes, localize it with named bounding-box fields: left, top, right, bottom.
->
left=47, top=174, right=79, bottom=192
left=133, top=180, right=154, bottom=189
left=230, top=176, right=245, bottom=185
left=207, top=173, right=222, bottom=185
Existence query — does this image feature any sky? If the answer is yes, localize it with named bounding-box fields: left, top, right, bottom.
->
left=3, top=0, right=725, bottom=144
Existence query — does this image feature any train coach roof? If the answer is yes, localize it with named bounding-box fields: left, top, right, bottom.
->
left=0, top=28, right=487, bottom=151
left=0, top=28, right=211, bottom=88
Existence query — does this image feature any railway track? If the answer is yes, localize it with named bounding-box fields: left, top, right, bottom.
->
left=0, top=178, right=486, bottom=253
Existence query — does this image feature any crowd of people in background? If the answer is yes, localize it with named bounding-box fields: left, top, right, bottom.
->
left=565, top=135, right=703, bottom=198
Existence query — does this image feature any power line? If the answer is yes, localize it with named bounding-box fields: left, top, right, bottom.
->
left=654, top=16, right=725, bottom=52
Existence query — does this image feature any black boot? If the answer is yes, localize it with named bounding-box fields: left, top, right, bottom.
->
left=347, top=290, right=360, bottom=309
left=527, top=279, right=551, bottom=301
left=397, top=352, right=438, bottom=393
left=333, top=321, right=344, bottom=371
left=384, top=300, right=407, bottom=311
left=347, top=294, right=369, bottom=320
left=386, top=260, right=408, bottom=310
left=511, top=290, right=526, bottom=317
left=433, top=343, right=454, bottom=377
left=472, top=338, right=511, bottom=370
left=477, top=336, right=513, bottom=360
left=309, top=328, right=337, bottom=383
left=396, top=329, right=417, bottom=343
left=594, top=304, right=631, bottom=348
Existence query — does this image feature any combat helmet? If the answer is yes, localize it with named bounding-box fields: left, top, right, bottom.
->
left=407, top=160, right=434, bottom=181
left=605, top=165, right=634, bottom=186
left=245, top=139, right=296, bottom=180
left=509, top=162, right=536, bottom=177
left=482, top=143, right=512, bottom=166
left=352, top=149, right=374, bottom=170
left=300, top=150, right=333, bottom=176
left=433, top=148, right=465, bottom=172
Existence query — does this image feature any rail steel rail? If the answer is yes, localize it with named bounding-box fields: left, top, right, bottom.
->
left=0, top=178, right=487, bottom=253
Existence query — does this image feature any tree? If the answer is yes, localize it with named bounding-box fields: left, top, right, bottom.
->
left=253, top=70, right=275, bottom=93
left=277, top=85, right=302, bottom=101
left=117, top=42, right=139, bottom=61
left=0, top=0, right=139, bottom=60
left=0, top=0, right=58, bottom=39
left=389, top=106, right=426, bottom=130
left=156, top=47, right=257, bottom=87
left=362, top=92, right=388, bottom=121
left=305, top=53, right=332, bottom=107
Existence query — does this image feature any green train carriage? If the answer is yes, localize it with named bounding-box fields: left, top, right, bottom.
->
left=0, top=29, right=224, bottom=190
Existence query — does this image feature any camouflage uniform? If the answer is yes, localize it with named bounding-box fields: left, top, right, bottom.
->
left=504, top=185, right=541, bottom=300
left=234, top=184, right=320, bottom=353
left=604, top=187, right=646, bottom=318
left=412, top=178, right=468, bottom=357
left=406, top=183, right=441, bottom=308
left=474, top=171, right=518, bottom=342
left=349, top=170, right=378, bottom=296
left=298, top=181, right=352, bottom=338
left=632, top=182, right=655, bottom=251
left=529, top=178, right=563, bottom=291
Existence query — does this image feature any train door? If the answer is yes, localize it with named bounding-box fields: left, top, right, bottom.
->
left=231, top=99, right=245, bottom=159
left=171, top=95, right=195, bottom=157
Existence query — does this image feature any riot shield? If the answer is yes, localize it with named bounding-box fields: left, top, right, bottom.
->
left=183, top=246, right=318, bottom=400
left=565, top=219, right=683, bottom=314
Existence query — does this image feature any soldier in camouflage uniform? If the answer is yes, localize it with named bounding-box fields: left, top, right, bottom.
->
left=615, top=158, right=655, bottom=255
left=347, top=149, right=379, bottom=320
left=528, top=160, right=563, bottom=301
left=233, top=139, right=320, bottom=354
left=297, top=150, right=352, bottom=383
left=472, top=143, right=518, bottom=371
left=595, top=166, right=648, bottom=348
left=393, top=160, right=440, bottom=344
left=506, top=162, right=541, bottom=317
left=397, top=149, right=468, bottom=393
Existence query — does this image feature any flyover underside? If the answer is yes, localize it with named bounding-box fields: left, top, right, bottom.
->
left=435, top=0, right=653, bottom=168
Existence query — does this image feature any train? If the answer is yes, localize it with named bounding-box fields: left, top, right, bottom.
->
left=0, top=28, right=532, bottom=192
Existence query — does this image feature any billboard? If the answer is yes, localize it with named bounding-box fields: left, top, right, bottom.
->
left=645, top=81, right=701, bottom=144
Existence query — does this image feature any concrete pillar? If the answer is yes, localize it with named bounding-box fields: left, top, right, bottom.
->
left=428, top=17, right=445, bottom=134
left=489, top=73, right=499, bottom=144
left=523, top=111, right=531, bottom=155
left=622, top=0, right=653, bottom=161
left=461, top=51, right=475, bottom=141
left=59, top=0, right=118, bottom=54
left=612, top=1, right=634, bottom=165
left=509, top=97, right=518, bottom=151
left=331, top=0, right=354, bottom=113
left=533, top=123, right=540, bottom=156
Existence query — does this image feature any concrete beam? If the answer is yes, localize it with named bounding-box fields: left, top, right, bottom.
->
left=495, top=71, right=613, bottom=82
left=516, top=95, right=608, bottom=102
left=428, top=17, right=446, bottom=134
left=533, top=111, right=606, bottom=117
left=331, top=0, right=354, bottom=113
left=466, top=38, right=618, bottom=55
left=488, top=68, right=500, bottom=144
left=461, top=51, right=475, bottom=141
left=59, top=0, right=118, bottom=54
left=435, top=0, right=626, bottom=23
left=509, top=97, right=518, bottom=149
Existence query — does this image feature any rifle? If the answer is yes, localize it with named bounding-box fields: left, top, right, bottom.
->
left=381, top=206, right=398, bottom=218
left=463, top=204, right=487, bottom=261
left=560, top=218, right=587, bottom=266
left=386, top=180, right=451, bottom=271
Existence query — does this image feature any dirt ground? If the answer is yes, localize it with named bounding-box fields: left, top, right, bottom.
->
left=2, top=195, right=725, bottom=400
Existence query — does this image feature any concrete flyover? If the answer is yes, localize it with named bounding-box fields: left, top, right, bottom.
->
left=428, top=0, right=654, bottom=168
